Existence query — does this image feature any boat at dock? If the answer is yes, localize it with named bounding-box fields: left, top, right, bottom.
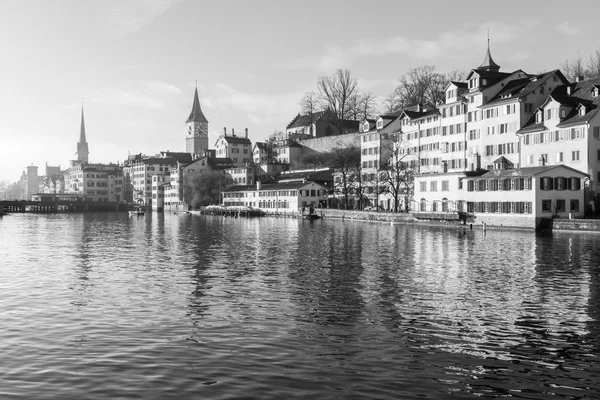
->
left=129, top=209, right=145, bottom=216
left=203, top=205, right=266, bottom=217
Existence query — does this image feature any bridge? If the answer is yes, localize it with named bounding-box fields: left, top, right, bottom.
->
left=0, top=200, right=125, bottom=213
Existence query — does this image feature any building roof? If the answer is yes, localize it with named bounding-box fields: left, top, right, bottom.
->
left=286, top=110, right=328, bottom=129
left=477, top=44, right=500, bottom=72
left=483, top=70, right=567, bottom=107
left=449, top=81, right=468, bottom=89
left=217, top=135, right=252, bottom=145
left=160, top=151, right=193, bottom=163
left=186, top=87, right=208, bottom=124
left=472, top=164, right=588, bottom=179
left=518, top=76, right=600, bottom=131
left=253, top=141, right=270, bottom=150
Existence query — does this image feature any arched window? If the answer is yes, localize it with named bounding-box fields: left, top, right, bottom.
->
left=420, top=198, right=427, bottom=212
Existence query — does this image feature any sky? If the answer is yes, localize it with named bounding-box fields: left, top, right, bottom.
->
left=1, top=0, right=599, bottom=182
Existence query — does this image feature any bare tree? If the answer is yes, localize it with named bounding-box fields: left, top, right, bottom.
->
left=445, top=70, right=469, bottom=82
left=587, top=49, right=600, bottom=79
left=317, top=69, right=358, bottom=133
left=268, top=129, right=284, bottom=143
left=345, top=93, right=361, bottom=121
left=383, top=92, right=401, bottom=113
left=329, top=144, right=361, bottom=210
left=300, top=91, right=320, bottom=136
left=358, top=92, right=377, bottom=120
left=391, top=65, right=447, bottom=108
left=378, top=138, right=416, bottom=212
left=561, top=53, right=586, bottom=82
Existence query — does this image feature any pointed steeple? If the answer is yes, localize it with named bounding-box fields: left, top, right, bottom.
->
left=478, top=31, right=501, bottom=72
left=186, top=85, right=208, bottom=123
left=76, top=104, right=89, bottom=163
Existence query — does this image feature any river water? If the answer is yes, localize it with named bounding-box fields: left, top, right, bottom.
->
left=0, top=212, right=599, bottom=399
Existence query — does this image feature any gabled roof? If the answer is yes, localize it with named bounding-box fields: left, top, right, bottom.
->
left=482, top=70, right=568, bottom=108
left=516, top=116, right=547, bottom=134
left=553, top=77, right=600, bottom=127
left=286, top=110, right=328, bottom=129
left=160, top=151, right=193, bottom=163
left=186, top=87, right=208, bottom=124
left=217, top=135, right=252, bottom=145
left=473, top=164, right=588, bottom=179
left=445, top=81, right=468, bottom=91
left=253, top=141, right=270, bottom=150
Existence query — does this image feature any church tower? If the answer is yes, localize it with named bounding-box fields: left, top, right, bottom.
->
left=185, top=86, right=209, bottom=156
left=76, top=106, right=89, bottom=164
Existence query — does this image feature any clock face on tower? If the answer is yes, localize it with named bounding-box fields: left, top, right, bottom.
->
left=199, top=122, right=208, bottom=137
left=187, top=122, right=208, bottom=138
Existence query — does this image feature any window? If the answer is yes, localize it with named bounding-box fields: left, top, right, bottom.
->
left=524, top=103, right=534, bottom=113
left=430, top=181, right=437, bottom=192
left=540, top=177, right=554, bottom=191
left=556, top=199, right=566, bottom=213
left=594, top=126, right=600, bottom=139
left=570, top=199, right=580, bottom=212
left=442, top=180, right=449, bottom=191
left=572, top=150, right=580, bottom=161
left=542, top=200, right=552, bottom=213
left=420, top=182, right=427, bottom=192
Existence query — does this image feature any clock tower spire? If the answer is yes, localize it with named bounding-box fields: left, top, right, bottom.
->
left=186, top=84, right=209, bottom=156
left=76, top=104, right=89, bottom=164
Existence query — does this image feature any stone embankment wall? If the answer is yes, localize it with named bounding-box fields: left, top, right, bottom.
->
left=298, top=134, right=359, bottom=153
left=319, top=209, right=466, bottom=226
left=553, top=219, right=600, bottom=232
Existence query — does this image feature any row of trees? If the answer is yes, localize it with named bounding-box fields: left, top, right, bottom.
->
left=299, top=66, right=466, bottom=130
left=294, top=139, right=415, bottom=212
left=560, top=49, right=600, bottom=82
left=299, top=69, right=377, bottom=134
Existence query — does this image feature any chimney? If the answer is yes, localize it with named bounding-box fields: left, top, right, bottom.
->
left=223, top=127, right=226, bottom=136
left=245, top=128, right=248, bottom=138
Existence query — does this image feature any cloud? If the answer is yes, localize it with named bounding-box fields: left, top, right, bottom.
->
left=198, top=82, right=305, bottom=126
left=279, top=19, right=541, bottom=72
left=556, top=21, right=579, bottom=36
left=143, top=81, right=181, bottom=95
left=91, top=87, right=164, bottom=110
left=104, top=0, right=183, bottom=36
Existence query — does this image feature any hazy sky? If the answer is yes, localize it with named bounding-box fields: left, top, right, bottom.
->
left=1, top=0, right=598, bottom=182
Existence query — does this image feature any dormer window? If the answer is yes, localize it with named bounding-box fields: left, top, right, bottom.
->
left=376, top=119, right=383, bottom=129
left=469, top=77, right=479, bottom=89
left=363, top=121, right=370, bottom=132
left=593, top=87, right=600, bottom=97
left=536, top=110, right=543, bottom=123
left=579, top=106, right=586, bottom=116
